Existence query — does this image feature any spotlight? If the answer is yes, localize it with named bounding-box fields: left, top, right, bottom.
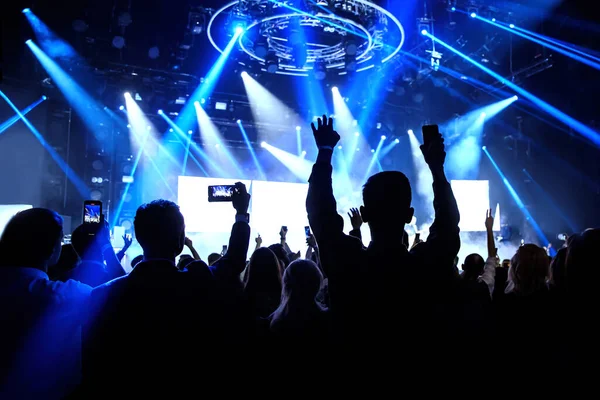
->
left=337, top=145, right=342, bottom=150
left=260, top=141, right=267, bottom=148
left=119, top=105, right=125, bottom=111
left=395, top=138, right=400, bottom=144
left=157, top=109, right=163, bottom=115
left=313, top=61, right=327, bottom=81
left=237, top=119, right=242, bottom=124
left=354, top=132, right=360, bottom=137
left=124, top=92, right=131, bottom=98
left=381, top=135, right=387, bottom=140
left=509, top=24, right=515, bottom=28
left=201, top=98, right=206, bottom=104
left=371, top=149, right=375, bottom=153
left=194, top=101, right=200, bottom=106
left=253, top=36, right=268, bottom=58
left=482, top=146, right=487, bottom=150
left=235, top=25, right=244, bottom=35
left=407, top=129, right=414, bottom=135
left=481, top=112, right=486, bottom=117
left=42, top=95, right=47, bottom=100
left=241, top=71, right=248, bottom=78
left=512, top=95, right=519, bottom=101
left=301, top=150, right=307, bottom=156
left=376, top=122, right=382, bottom=129
left=470, top=12, right=477, bottom=18
left=265, top=53, right=279, bottom=74
left=25, top=39, right=32, bottom=45
left=451, top=7, right=456, bottom=12
left=344, top=39, right=357, bottom=56
left=332, top=86, right=339, bottom=93
left=296, top=126, right=301, bottom=131
left=187, top=130, right=193, bottom=135
left=421, top=29, right=428, bottom=35
left=169, top=128, right=174, bottom=132
left=491, top=18, right=496, bottom=22
left=22, top=8, right=30, bottom=13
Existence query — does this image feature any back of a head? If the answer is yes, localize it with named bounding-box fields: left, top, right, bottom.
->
left=245, top=247, right=282, bottom=294
left=207, top=253, right=221, bottom=266
left=177, top=255, right=194, bottom=271
left=510, top=244, right=550, bottom=295
left=566, top=228, right=600, bottom=293
left=462, top=253, right=485, bottom=279
left=0, top=208, right=63, bottom=268
left=130, top=254, right=144, bottom=268
left=268, top=243, right=290, bottom=268
left=134, top=200, right=185, bottom=258
left=282, top=259, right=323, bottom=303
left=363, top=171, right=412, bottom=228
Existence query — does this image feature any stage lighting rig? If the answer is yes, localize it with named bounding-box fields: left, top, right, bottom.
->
left=207, top=0, right=405, bottom=77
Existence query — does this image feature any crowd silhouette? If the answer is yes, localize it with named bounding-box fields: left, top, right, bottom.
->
left=0, top=116, right=597, bottom=398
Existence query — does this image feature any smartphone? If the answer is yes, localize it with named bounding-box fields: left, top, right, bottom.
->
left=422, top=124, right=440, bottom=146
left=557, top=233, right=567, bottom=241
left=208, top=185, right=235, bottom=202
left=83, top=200, right=102, bottom=224
left=222, top=245, right=228, bottom=255
left=305, top=226, right=311, bottom=238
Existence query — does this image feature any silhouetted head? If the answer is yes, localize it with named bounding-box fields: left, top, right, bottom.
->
left=244, top=247, right=282, bottom=296
left=177, top=254, right=194, bottom=271
left=0, top=208, right=63, bottom=271
left=268, top=243, right=290, bottom=269
left=130, top=254, right=144, bottom=268
left=566, top=228, right=600, bottom=295
left=550, top=247, right=567, bottom=291
left=509, top=244, right=550, bottom=295
left=462, top=253, right=485, bottom=280
left=207, top=253, right=221, bottom=266
left=134, top=200, right=185, bottom=260
left=361, top=171, right=414, bottom=240
left=280, top=259, right=323, bottom=304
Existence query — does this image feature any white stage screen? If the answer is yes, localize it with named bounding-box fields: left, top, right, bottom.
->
left=450, top=180, right=490, bottom=232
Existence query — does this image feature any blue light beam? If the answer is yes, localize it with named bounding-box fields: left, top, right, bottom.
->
left=0, top=96, right=46, bottom=135
left=424, top=32, right=600, bottom=147
left=238, top=121, right=266, bottom=180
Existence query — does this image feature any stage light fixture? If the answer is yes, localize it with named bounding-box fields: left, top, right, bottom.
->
left=421, top=29, right=428, bottom=35
left=301, top=150, right=307, bottom=156
left=337, top=145, right=342, bottom=150
left=215, top=101, right=227, bottom=110
left=265, top=53, right=279, bottom=74
left=234, top=24, right=245, bottom=35
left=491, top=18, right=496, bottom=22
left=371, top=149, right=375, bottom=153
left=253, top=36, right=268, bottom=58
left=22, top=8, right=30, bottom=13
left=296, top=126, right=301, bottom=131
left=260, top=141, right=267, bottom=148
left=395, top=138, right=400, bottom=144
left=451, top=7, right=456, bottom=12
left=201, top=98, right=206, bottom=104
left=470, top=13, right=477, bottom=18
left=119, top=105, right=125, bottom=111
left=313, top=61, right=327, bottom=80
left=237, top=119, right=242, bottom=124
left=381, top=135, right=387, bottom=140
left=187, top=130, right=193, bottom=135
left=169, top=128, right=174, bottom=132
left=509, top=24, right=515, bottom=28
left=332, top=86, right=339, bottom=92
left=345, top=39, right=357, bottom=56
left=512, top=95, right=519, bottom=101
left=157, top=109, right=163, bottom=115
left=482, top=146, right=487, bottom=150
left=408, top=129, right=414, bottom=134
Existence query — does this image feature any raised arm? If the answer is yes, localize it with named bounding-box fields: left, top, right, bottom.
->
left=210, top=182, right=251, bottom=280
left=485, top=208, right=496, bottom=259
left=185, top=237, right=201, bottom=261
left=413, top=127, right=460, bottom=274
left=348, top=207, right=363, bottom=244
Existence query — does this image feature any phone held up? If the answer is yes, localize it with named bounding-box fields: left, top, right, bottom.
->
left=83, top=200, right=102, bottom=224
left=208, top=185, right=236, bottom=202
left=422, top=124, right=441, bottom=146
left=305, top=226, right=311, bottom=238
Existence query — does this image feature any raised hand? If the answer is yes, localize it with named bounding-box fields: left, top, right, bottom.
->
left=279, top=227, right=287, bottom=241
left=348, top=207, right=363, bottom=230
left=311, top=114, right=340, bottom=149
left=485, top=208, right=494, bottom=231
left=232, top=182, right=250, bottom=215
left=420, top=130, right=446, bottom=170
left=255, top=234, right=262, bottom=246
left=184, top=237, right=193, bottom=247
left=122, top=234, right=133, bottom=250
left=306, top=234, right=317, bottom=249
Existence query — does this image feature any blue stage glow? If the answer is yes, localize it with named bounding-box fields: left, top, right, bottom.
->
left=0, top=90, right=89, bottom=197
left=23, top=10, right=78, bottom=60
left=424, top=31, right=600, bottom=147
left=483, top=147, right=549, bottom=245
left=238, top=121, right=266, bottom=180
left=262, top=142, right=314, bottom=182
left=234, top=24, right=245, bottom=35
left=451, top=7, right=456, bottom=11
left=363, top=135, right=386, bottom=182
left=26, top=41, right=112, bottom=141
left=0, top=96, right=46, bottom=136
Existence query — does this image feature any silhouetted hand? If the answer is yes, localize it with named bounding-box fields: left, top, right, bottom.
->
left=184, top=237, right=193, bottom=248
left=420, top=130, right=446, bottom=170
left=232, top=182, right=250, bottom=215
left=311, top=114, right=340, bottom=149
left=122, top=234, right=133, bottom=250
left=255, top=234, right=262, bottom=246
left=279, top=227, right=287, bottom=241
left=485, top=208, right=494, bottom=231
left=306, top=234, right=317, bottom=249
left=348, top=208, right=363, bottom=230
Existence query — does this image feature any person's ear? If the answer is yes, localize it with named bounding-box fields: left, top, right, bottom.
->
left=405, top=207, right=415, bottom=224
left=360, top=206, right=369, bottom=223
